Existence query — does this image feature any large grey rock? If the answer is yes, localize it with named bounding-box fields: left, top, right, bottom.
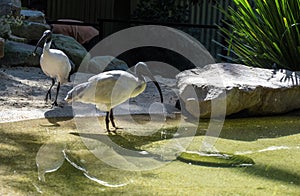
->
left=177, top=63, right=300, bottom=118
left=20, top=10, right=46, bottom=23
left=0, top=40, right=39, bottom=66
left=0, top=0, right=21, bottom=16
left=0, top=22, right=11, bottom=38
left=51, top=34, right=88, bottom=69
left=79, top=56, right=129, bottom=74
left=11, top=21, right=50, bottom=42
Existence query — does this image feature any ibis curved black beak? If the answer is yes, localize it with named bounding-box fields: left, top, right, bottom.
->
left=33, top=30, right=52, bottom=56
left=146, top=72, right=163, bottom=103
left=152, top=80, right=163, bottom=103
left=135, top=62, right=164, bottom=103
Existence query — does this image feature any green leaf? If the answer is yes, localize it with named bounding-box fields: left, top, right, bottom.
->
left=218, top=0, right=300, bottom=71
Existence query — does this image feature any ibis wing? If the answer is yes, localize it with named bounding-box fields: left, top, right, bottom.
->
left=87, top=70, right=127, bottom=82
left=89, top=73, right=122, bottom=104
left=89, top=71, right=139, bottom=108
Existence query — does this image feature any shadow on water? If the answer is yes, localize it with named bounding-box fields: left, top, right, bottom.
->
left=70, top=132, right=140, bottom=151
left=69, top=131, right=172, bottom=160
left=241, top=163, right=300, bottom=186
left=67, top=111, right=300, bottom=147
left=196, top=112, right=300, bottom=141
left=0, top=127, right=43, bottom=194
left=0, top=128, right=41, bottom=170
left=68, top=114, right=182, bottom=150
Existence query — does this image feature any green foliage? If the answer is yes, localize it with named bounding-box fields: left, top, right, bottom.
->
left=189, top=0, right=219, bottom=6
left=219, top=0, right=300, bottom=71
left=132, top=0, right=189, bottom=23
left=0, top=15, right=23, bottom=26
left=131, top=0, right=219, bottom=23
left=0, top=15, right=24, bottom=39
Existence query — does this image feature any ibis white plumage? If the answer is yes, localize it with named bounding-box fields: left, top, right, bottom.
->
left=65, top=62, right=163, bottom=132
left=33, top=30, right=74, bottom=106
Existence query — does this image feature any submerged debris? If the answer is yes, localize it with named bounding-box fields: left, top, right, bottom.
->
left=177, top=151, right=255, bottom=167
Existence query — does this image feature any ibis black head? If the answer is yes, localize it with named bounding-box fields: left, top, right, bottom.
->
left=33, top=30, right=53, bottom=55
left=135, top=62, right=164, bottom=103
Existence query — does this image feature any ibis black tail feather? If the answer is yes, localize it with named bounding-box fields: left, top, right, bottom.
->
left=68, top=59, right=76, bottom=82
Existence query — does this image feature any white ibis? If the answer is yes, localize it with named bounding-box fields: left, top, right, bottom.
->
left=33, top=30, right=75, bottom=106
left=65, top=62, right=163, bottom=132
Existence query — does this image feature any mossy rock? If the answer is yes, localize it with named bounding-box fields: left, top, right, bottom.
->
left=177, top=151, right=255, bottom=167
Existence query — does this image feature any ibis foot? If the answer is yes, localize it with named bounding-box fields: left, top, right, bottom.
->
left=114, top=126, right=123, bottom=131
left=106, top=127, right=123, bottom=134
left=51, top=101, right=58, bottom=107
left=106, top=130, right=117, bottom=134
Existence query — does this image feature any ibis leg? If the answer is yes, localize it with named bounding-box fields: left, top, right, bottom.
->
left=109, top=109, right=117, bottom=129
left=52, top=82, right=60, bottom=106
left=68, top=73, right=72, bottom=82
left=45, top=78, right=55, bottom=102
left=105, top=111, right=110, bottom=131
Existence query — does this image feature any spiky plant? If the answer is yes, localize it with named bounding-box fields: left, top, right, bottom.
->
left=219, top=0, right=300, bottom=71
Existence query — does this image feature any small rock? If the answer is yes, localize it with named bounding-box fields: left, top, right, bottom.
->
left=20, top=9, right=46, bottom=23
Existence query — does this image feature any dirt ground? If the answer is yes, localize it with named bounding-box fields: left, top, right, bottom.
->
left=0, top=66, right=179, bottom=123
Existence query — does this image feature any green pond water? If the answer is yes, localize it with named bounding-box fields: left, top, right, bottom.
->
left=0, top=112, right=299, bottom=195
